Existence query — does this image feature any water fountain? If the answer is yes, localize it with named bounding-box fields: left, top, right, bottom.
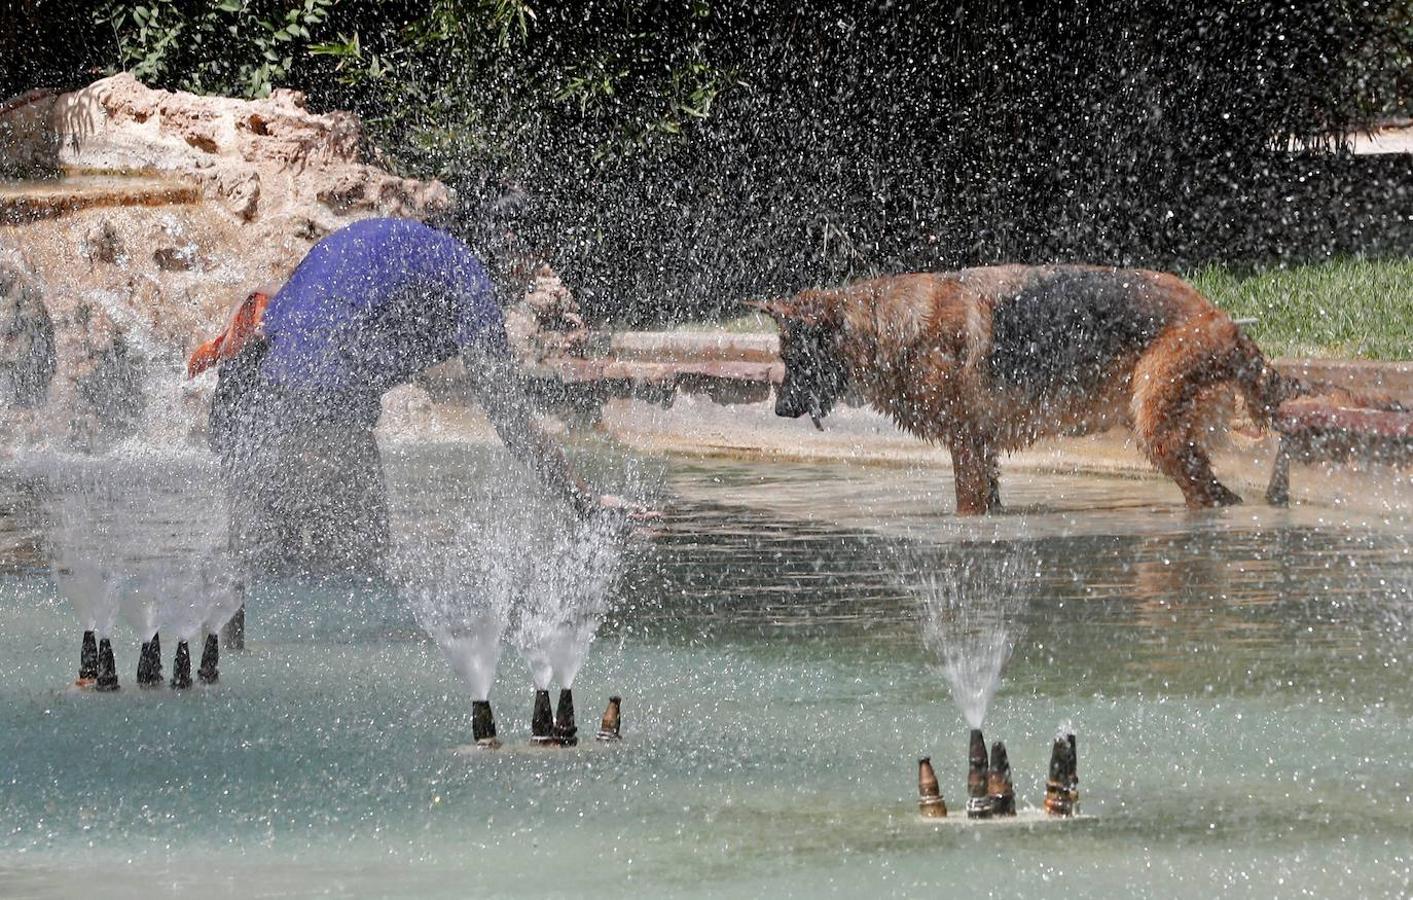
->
left=395, top=521, right=521, bottom=750
left=916, top=756, right=948, bottom=817
left=49, top=477, right=125, bottom=690
left=509, top=513, right=626, bottom=748
left=1045, top=732, right=1080, bottom=817
left=909, top=545, right=1039, bottom=732
left=904, top=544, right=1040, bottom=816
left=595, top=695, right=623, bottom=742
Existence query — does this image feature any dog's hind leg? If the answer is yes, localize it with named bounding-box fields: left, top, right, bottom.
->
left=1131, top=320, right=1246, bottom=508
left=985, top=445, right=1003, bottom=511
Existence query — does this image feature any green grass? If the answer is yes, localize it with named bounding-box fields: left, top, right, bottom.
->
left=675, top=258, right=1413, bottom=360
left=1187, top=257, right=1412, bottom=361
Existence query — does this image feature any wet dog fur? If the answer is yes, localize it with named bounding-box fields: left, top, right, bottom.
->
left=756, top=265, right=1301, bottom=514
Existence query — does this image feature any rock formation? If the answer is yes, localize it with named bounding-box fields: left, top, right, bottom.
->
left=0, top=74, right=450, bottom=450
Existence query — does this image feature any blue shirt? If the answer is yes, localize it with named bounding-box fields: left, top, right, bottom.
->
left=258, top=218, right=507, bottom=398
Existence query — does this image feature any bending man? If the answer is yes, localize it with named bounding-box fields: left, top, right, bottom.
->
left=188, top=217, right=635, bottom=577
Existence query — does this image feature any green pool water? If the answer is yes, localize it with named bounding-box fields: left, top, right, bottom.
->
left=0, top=447, right=1409, bottom=898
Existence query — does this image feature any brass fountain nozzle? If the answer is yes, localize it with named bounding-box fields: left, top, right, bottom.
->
left=988, top=741, right=1016, bottom=817
left=917, top=756, right=947, bottom=817
left=966, top=728, right=993, bottom=819
left=170, top=640, right=193, bottom=689
left=471, top=700, right=501, bottom=749
left=1044, top=733, right=1080, bottom=817
left=136, top=632, right=163, bottom=687
left=596, top=696, right=622, bottom=742
left=530, top=689, right=556, bottom=745
left=197, top=634, right=220, bottom=684
left=94, top=638, right=120, bottom=692
left=76, top=630, right=99, bottom=687
left=554, top=688, right=579, bottom=746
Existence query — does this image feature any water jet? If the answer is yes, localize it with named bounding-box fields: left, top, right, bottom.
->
left=94, top=638, right=120, bottom=692
left=987, top=741, right=1016, bottom=817
left=75, top=630, right=98, bottom=687
left=471, top=699, right=501, bottom=749
left=1044, top=734, right=1079, bottom=817
left=197, top=633, right=219, bottom=684
left=169, top=640, right=192, bottom=689
left=554, top=688, right=578, bottom=746
left=917, top=756, right=947, bottom=817
left=136, top=632, right=163, bottom=687
left=595, top=695, right=622, bottom=742
left=530, top=689, right=556, bottom=745
left=966, top=728, right=992, bottom=819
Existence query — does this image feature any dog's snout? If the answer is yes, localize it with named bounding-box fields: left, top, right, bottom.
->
left=774, top=387, right=806, bottom=418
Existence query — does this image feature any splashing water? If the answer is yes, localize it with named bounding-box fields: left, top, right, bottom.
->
left=908, top=545, right=1040, bottom=729
left=510, top=513, right=626, bottom=691
left=394, top=520, right=523, bottom=701
left=48, top=472, right=128, bottom=637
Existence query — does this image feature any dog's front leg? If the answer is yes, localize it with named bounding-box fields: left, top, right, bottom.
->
left=949, top=430, right=994, bottom=516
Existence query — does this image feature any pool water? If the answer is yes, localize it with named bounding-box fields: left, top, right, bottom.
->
left=1, top=446, right=1410, bottom=897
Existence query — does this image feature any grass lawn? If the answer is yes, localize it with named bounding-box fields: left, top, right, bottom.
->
left=1187, top=257, right=1411, bottom=360
left=682, top=257, right=1412, bottom=360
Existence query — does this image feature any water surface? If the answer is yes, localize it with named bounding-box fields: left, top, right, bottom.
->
left=0, top=447, right=1409, bottom=897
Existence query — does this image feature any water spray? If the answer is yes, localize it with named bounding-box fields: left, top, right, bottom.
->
left=95, top=638, right=120, bottom=691
left=987, top=741, right=1016, bottom=817
left=554, top=688, right=578, bottom=746
left=76, top=630, right=98, bottom=687
left=136, top=632, right=163, bottom=687
left=917, top=756, right=947, bottom=817
left=471, top=699, right=501, bottom=749
left=197, top=633, right=219, bottom=684
left=170, top=640, right=193, bottom=689
left=966, top=729, right=992, bottom=818
left=530, top=689, right=556, bottom=745
left=595, top=695, right=622, bottom=742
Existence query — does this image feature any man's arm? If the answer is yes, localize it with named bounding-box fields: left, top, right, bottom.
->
left=465, top=348, right=599, bottom=518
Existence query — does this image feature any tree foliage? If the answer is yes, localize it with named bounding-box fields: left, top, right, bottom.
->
left=3, top=1, right=1410, bottom=322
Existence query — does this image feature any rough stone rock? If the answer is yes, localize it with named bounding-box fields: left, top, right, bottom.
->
left=0, top=73, right=449, bottom=228
left=0, top=75, right=453, bottom=450
left=505, top=264, right=589, bottom=364
left=72, top=331, right=146, bottom=450
left=0, top=262, right=56, bottom=407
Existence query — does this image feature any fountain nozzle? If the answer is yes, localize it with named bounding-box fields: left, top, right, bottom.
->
left=988, top=741, right=1016, bottom=817
left=1044, top=733, right=1079, bottom=817
left=471, top=700, right=501, bottom=749
left=198, top=634, right=219, bottom=684
left=94, top=638, right=120, bottom=692
left=966, top=728, right=993, bottom=819
left=554, top=688, right=579, bottom=746
left=917, top=756, right=947, bottom=817
left=76, top=630, right=99, bottom=687
left=530, top=689, right=556, bottom=745
left=170, top=640, right=192, bottom=689
left=136, top=632, right=163, bottom=687
left=596, top=696, right=622, bottom=742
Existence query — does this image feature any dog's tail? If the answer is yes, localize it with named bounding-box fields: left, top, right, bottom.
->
left=1231, top=329, right=1405, bottom=427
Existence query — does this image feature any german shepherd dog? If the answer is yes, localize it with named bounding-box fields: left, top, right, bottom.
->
left=753, top=265, right=1304, bottom=514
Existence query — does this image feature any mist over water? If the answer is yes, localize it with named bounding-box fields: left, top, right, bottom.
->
left=394, top=519, right=518, bottom=701
left=510, top=514, right=626, bottom=691
left=394, top=500, right=627, bottom=700
left=907, top=544, right=1041, bottom=729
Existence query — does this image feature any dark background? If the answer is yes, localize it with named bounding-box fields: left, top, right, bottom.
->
left=3, top=0, right=1411, bottom=323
